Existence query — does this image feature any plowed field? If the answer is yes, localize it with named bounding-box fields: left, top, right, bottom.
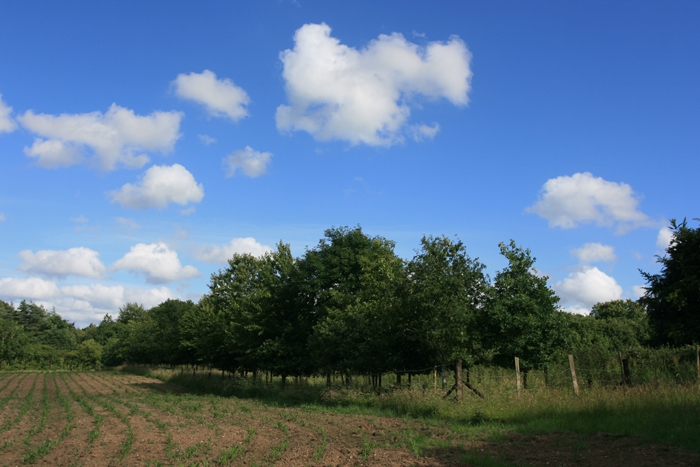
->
left=0, top=372, right=696, bottom=466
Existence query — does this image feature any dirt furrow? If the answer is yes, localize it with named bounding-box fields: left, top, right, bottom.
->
left=0, top=373, right=42, bottom=463
left=64, top=372, right=132, bottom=465
left=0, top=373, right=28, bottom=420
left=88, top=372, right=249, bottom=465
left=0, top=373, right=21, bottom=399
left=35, top=374, right=93, bottom=465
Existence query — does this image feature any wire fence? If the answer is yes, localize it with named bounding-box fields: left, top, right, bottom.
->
left=319, top=345, right=700, bottom=397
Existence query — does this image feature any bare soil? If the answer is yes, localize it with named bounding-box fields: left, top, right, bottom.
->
left=0, top=372, right=697, bottom=466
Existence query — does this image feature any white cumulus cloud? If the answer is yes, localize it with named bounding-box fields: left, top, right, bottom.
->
left=18, top=104, right=182, bottom=170
left=276, top=23, right=471, bottom=146
left=173, top=70, right=250, bottom=121
left=555, top=266, right=623, bottom=314
left=527, top=172, right=652, bottom=234
left=571, top=243, right=616, bottom=264
left=0, top=276, right=60, bottom=301
left=656, top=226, right=673, bottom=250
left=0, top=276, right=179, bottom=326
left=223, top=146, right=272, bottom=178
left=60, top=283, right=176, bottom=315
left=112, top=242, right=200, bottom=284
left=18, top=247, right=107, bottom=279
left=0, top=94, right=18, bottom=133
left=110, top=163, right=204, bottom=209
left=193, top=237, right=272, bottom=263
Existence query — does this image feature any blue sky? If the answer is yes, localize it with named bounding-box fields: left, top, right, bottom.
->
left=1, top=1, right=698, bottom=326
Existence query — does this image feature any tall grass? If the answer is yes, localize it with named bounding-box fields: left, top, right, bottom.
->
left=120, top=365, right=700, bottom=452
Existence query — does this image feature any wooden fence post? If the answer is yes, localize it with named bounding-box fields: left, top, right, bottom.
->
left=456, top=359, right=463, bottom=401
left=515, top=357, right=521, bottom=399
left=696, top=346, right=699, bottom=386
left=568, top=354, right=580, bottom=396
left=433, top=366, right=437, bottom=392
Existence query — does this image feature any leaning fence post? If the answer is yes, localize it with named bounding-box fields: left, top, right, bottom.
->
left=568, top=354, right=580, bottom=396
left=514, top=357, right=521, bottom=399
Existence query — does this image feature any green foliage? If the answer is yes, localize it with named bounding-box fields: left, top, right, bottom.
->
left=481, top=240, right=567, bottom=371
left=405, top=235, right=488, bottom=365
left=568, top=299, right=650, bottom=358
left=306, top=227, right=408, bottom=374
left=0, top=312, right=29, bottom=367
left=7, top=224, right=696, bottom=379
left=641, top=218, right=700, bottom=346
left=77, top=339, right=103, bottom=369
left=203, top=242, right=298, bottom=374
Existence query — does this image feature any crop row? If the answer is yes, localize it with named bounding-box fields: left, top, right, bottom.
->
left=0, top=371, right=442, bottom=466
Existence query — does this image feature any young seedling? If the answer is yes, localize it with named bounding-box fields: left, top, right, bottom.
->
left=312, top=426, right=328, bottom=462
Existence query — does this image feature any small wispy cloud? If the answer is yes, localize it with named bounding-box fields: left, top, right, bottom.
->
left=198, top=134, right=217, bottom=145
left=115, top=217, right=140, bottom=234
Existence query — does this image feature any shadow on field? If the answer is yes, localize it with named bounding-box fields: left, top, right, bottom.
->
left=129, top=381, right=190, bottom=394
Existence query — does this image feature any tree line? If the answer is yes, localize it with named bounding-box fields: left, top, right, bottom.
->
left=1, top=220, right=697, bottom=379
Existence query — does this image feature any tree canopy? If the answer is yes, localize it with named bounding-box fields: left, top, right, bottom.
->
left=3, top=224, right=697, bottom=376
left=641, top=218, right=700, bottom=346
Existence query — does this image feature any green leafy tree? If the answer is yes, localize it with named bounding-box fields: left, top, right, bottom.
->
left=641, top=218, right=700, bottom=346
left=146, top=299, right=197, bottom=366
left=482, top=240, right=567, bottom=372
left=306, top=227, right=408, bottom=376
left=590, top=299, right=650, bottom=348
left=206, top=243, right=297, bottom=375
left=180, top=296, right=229, bottom=369
left=76, top=339, right=103, bottom=369
left=566, top=299, right=650, bottom=373
left=0, top=313, right=29, bottom=368
left=405, top=235, right=489, bottom=369
left=115, top=303, right=151, bottom=364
